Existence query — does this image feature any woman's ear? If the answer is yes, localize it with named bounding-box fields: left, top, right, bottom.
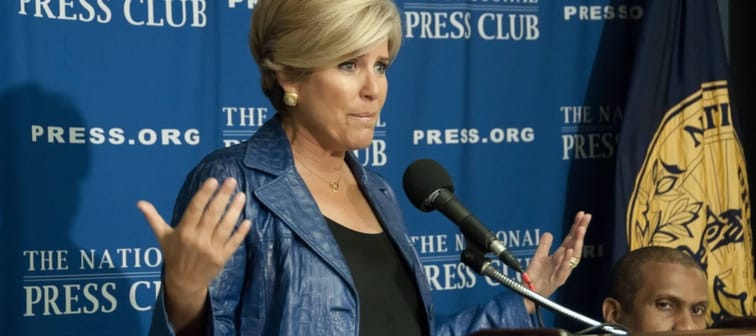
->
left=602, top=297, right=622, bottom=323
left=276, top=71, right=297, bottom=94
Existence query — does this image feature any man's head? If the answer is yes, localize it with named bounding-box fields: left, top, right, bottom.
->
left=602, top=246, right=708, bottom=332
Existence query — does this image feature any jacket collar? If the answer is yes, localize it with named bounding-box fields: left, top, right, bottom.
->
left=241, top=115, right=378, bottom=186
left=242, top=115, right=295, bottom=175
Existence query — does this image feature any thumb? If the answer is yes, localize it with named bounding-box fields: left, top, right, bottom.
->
left=137, top=200, right=172, bottom=241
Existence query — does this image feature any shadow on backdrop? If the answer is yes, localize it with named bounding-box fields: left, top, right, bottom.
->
left=0, top=84, right=142, bottom=335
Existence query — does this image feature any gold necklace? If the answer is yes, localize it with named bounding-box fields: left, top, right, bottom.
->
left=296, top=159, right=345, bottom=192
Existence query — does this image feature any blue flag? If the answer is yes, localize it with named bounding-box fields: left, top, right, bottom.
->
left=614, top=0, right=754, bottom=323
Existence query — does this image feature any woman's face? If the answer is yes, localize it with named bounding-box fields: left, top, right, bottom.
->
left=287, top=40, right=389, bottom=152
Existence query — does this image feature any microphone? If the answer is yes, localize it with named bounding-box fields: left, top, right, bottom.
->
left=402, top=158, right=524, bottom=273
left=460, top=244, right=629, bottom=335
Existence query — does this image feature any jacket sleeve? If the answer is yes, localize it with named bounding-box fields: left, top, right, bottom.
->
left=149, top=155, right=249, bottom=336
left=433, top=292, right=532, bottom=336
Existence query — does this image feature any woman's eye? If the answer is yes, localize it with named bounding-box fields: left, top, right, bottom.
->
left=339, top=61, right=356, bottom=71
left=374, top=62, right=388, bottom=74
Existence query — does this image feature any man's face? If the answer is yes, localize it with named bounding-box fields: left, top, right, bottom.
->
left=605, top=262, right=708, bottom=332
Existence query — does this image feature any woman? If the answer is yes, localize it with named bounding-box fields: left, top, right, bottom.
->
left=138, top=0, right=591, bottom=335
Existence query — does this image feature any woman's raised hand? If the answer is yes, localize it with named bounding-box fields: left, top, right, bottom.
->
left=522, top=211, right=591, bottom=313
left=137, top=178, right=251, bottom=330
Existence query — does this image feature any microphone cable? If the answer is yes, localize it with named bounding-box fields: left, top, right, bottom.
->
left=461, top=245, right=544, bottom=327
left=521, top=272, right=542, bottom=327
left=521, top=272, right=535, bottom=291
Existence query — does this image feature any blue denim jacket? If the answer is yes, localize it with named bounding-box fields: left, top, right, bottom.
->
left=149, top=115, right=530, bottom=335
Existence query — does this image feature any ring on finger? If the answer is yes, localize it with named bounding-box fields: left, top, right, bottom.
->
left=568, top=256, right=580, bottom=269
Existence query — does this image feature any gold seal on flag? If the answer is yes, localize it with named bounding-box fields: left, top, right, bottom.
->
left=626, top=81, right=754, bottom=323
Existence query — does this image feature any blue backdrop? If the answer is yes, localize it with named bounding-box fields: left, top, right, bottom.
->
left=3, top=1, right=741, bottom=335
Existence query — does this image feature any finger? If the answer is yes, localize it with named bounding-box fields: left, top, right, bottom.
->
left=553, top=248, right=574, bottom=283
left=212, top=191, right=246, bottom=242
left=223, top=219, right=252, bottom=257
left=573, top=211, right=585, bottom=225
left=564, top=213, right=590, bottom=259
left=533, top=232, right=554, bottom=260
left=570, top=223, right=587, bottom=259
left=137, top=200, right=173, bottom=242
left=198, top=178, right=238, bottom=233
left=562, top=211, right=584, bottom=244
left=180, top=178, right=220, bottom=230
left=551, top=245, right=566, bottom=263
left=549, top=243, right=568, bottom=278
left=579, top=213, right=592, bottom=231
left=575, top=212, right=591, bottom=231
left=560, top=211, right=589, bottom=250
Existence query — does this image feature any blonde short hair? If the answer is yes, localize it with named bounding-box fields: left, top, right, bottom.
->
left=249, top=0, right=402, bottom=112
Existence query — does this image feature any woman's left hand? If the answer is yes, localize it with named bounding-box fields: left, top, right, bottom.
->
left=522, top=211, right=591, bottom=313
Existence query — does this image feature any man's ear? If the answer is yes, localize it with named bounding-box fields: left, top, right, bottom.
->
left=602, top=297, right=622, bottom=323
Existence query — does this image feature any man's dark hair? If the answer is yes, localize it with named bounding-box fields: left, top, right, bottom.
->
left=608, top=246, right=704, bottom=310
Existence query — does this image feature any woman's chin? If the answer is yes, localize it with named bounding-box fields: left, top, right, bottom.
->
left=347, top=132, right=376, bottom=151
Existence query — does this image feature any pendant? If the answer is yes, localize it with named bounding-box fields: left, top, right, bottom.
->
left=329, top=182, right=340, bottom=192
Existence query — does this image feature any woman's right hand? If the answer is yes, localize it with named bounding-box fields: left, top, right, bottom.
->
left=137, top=178, right=251, bottom=330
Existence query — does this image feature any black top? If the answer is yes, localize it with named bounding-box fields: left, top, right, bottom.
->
left=325, top=217, right=428, bottom=336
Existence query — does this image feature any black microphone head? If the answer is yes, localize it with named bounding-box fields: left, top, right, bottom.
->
left=402, top=158, right=454, bottom=211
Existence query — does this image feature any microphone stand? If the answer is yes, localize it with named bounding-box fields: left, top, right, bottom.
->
left=460, top=249, right=627, bottom=335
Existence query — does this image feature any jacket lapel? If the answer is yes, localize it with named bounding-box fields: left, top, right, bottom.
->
left=242, top=116, right=354, bottom=289
left=255, top=171, right=355, bottom=288
left=352, top=159, right=433, bottom=314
